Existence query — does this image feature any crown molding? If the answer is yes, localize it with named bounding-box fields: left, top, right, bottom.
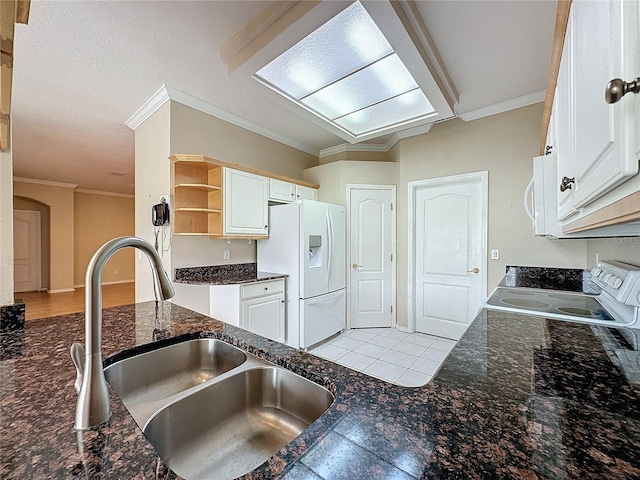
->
left=125, top=84, right=319, bottom=157
left=125, top=85, right=171, bottom=130
left=13, top=176, right=78, bottom=189
left=319, top=142, right=389, bottom=157
left=319, top=122, right=434, bottom=158
left=75, top=189, right=134, bottom=198
left=457, top=90, right=546, bottom=122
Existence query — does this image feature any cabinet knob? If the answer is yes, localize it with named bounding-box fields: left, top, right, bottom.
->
left=559, top=176, right=575, bottom=192
left=605, top=77, right=640, bottom=104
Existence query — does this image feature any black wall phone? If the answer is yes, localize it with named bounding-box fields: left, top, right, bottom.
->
left=152, top=202, right=170, bottom=226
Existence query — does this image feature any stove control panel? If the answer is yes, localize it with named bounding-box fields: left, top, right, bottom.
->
left=591, top=261, right=640, bottom=307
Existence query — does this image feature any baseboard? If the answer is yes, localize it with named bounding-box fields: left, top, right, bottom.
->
left=395, top=324, right=412, bottom=333
left=47, top=288, right=76, bottom=294
left=73, top=280, right=135, bottom=288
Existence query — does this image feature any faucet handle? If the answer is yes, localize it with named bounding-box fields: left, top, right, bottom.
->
left=70, top=343, right=85, bottom=394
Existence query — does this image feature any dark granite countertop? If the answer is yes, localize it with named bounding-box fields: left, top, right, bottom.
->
left=174, top=263, right=287, bottom=285
left=500, top=265, right=601, bottom=294
left=2, top=301, right=640, bottom=479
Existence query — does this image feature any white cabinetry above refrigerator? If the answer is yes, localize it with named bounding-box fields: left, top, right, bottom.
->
left=268, top=178, right=318, bottom=204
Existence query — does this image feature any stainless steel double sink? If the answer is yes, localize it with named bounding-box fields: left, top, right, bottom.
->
left=104, top=338, right=334, bottom=480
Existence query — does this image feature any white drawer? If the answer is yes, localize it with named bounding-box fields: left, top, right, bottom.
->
left=241, top=279, right=284, bottom=300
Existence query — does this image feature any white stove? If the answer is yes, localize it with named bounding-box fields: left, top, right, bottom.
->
left=485, top=261, right=640, bottom=328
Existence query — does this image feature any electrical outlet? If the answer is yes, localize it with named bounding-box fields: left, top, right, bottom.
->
left=223, top=250, right=230, bottom=260
left=491, top=249, right=499, bottom=260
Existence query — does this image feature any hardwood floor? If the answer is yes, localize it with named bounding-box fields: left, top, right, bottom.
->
left=16, top=282, right=135, bottom=321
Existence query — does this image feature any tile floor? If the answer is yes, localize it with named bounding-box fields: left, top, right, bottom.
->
left=308, top=327, right=458, bottom=387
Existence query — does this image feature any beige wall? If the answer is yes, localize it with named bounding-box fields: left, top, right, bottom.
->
left=13, top=181, right=75, bottom=292
left=134, top=102, right=172, bottom=302
left=73, top=192, right=135, bottom=286
left=319, top=150, right=390, bottom=165
left=13, top=197, right=50, bottom=290
left=170, top=102, right=318, bottom=177
left=304, top=160, right=398, bottom=206
left=586, top=238, right=640, bottom=267
left=0, top=143, right=14, bottom=305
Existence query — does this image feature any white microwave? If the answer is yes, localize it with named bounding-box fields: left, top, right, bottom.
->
left=524, top=154, right=639, bottom=238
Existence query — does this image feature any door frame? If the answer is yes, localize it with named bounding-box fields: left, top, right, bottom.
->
left=407, top=172, right=488, bottom=334
left=346, top=184, right=397, bottom=330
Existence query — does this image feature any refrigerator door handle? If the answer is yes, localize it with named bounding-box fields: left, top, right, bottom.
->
left=326, top=209, right=333, bottom=289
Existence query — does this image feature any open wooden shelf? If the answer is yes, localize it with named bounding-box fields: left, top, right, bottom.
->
left=172, top=160, right=223, bottom=236
left=175, top=184, right=221, bottom=191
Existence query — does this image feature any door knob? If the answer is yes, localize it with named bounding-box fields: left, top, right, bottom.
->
left=605, top=77, right=640, bottom=104
left=352, top=263, right=361, bottom=269
left=467, top=268, right=479, bottom=274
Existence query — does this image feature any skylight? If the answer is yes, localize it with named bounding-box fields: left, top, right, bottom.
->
left=254, top=1, right=436, bottom=138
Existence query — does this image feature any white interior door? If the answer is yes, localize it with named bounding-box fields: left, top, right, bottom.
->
left=348, top=186, right=395, bottom=329
left=14, top=210, right=42, bottom=293
left=410, top=173, right=487, bottom=340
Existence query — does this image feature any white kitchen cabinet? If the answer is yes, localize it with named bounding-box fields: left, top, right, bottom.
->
left=554, top=17, right=576, bottom=221
left=209, top=278, right=286, bottom=342
left=224, top=168, right=269, bottom=237
left=269, top=178, right=296, bottom=203
left=555, top=0, right=639, bottom=220
left=241, top=280, right=285, bottom=343
left=269, top=178, right=319, bottom=203
left=295, top=185, right=318, bottom=201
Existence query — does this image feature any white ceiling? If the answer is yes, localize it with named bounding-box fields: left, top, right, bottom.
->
left=11, top=1, right=556, bottom=195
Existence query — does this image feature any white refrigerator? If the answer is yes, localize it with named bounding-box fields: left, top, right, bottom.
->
left=257, top=200, right=346, bottom=349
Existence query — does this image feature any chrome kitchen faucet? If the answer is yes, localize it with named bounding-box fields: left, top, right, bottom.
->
left=71, top=236, right=174, bottom=430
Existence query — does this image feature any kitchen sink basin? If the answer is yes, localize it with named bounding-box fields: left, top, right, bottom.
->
left=104, top=338, right=247, bottom=425
left=143, top=366, right=334, bottom=480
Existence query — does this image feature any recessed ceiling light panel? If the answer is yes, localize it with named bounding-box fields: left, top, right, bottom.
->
left=301, top=54, right=419, bottom=120
left=254, top=1, right=438, bottom=139
left=256, top=2, right=393, bottom=100
left=335, top=89, right=435, bottom=135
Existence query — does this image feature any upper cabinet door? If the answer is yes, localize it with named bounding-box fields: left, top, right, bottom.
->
left=223, top=168, right=269, bottom=237
left=555, top=25, right=577, bottom=221
left=568, top=0, right=639, bottom=209
left=269, top=178, right=296, bottom=203
left=296, top=185, right=318, bottom=201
